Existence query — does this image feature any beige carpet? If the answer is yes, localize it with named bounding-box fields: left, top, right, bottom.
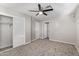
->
left=0, top=39, right=79, bottom=56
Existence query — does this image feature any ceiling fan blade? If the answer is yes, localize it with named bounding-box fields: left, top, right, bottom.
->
left=29, top=10, right=39, bottom=12
left=46, top=5, right=52, bottom=8
left=43, top=12, right=47, bottom=16
left=38, top=4, right=41, bottom=11
left=43, top=9, right=53, bottom=12
left=36, top=13, right=39, bottom=16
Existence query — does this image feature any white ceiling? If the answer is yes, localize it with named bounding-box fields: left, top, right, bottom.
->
left=0, top=3, right=78, bottom=20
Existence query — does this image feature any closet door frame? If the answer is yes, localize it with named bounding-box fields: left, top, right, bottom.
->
left=0, top=15, right=13, bottom=49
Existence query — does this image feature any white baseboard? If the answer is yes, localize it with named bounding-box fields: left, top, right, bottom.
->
left=0, top=47, right=13, bottom=54
left=25, top=39, right=38, bottom=45
left=31, top=39, right=37, bottom=42
left=0, top=44, right=12, bottom=49
left=75, top=45, right=79, bottom=53
left=25, top=41, right=31, bottom=45
left=49, top=39, right=75, bottom=45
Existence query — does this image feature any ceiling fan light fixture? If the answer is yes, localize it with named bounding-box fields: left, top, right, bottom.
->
left=29, top=4, right=53, bottom=16
left=39, top=11, right=43, bottom=15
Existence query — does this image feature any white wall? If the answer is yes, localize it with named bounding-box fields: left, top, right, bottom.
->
left=13, top=17, right=25, bottom=48
left=50, top=15, right=76, bottom=44
left=25, top=16, right=32, bottom=44
left=40, top=14, right=76, bottom=45
left=75, top=5, right=79, bottom=52
left=31, top=18, right=35, bottom=41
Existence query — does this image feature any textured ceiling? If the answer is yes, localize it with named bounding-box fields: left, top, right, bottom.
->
left=0, top=3, right=78, bottom=20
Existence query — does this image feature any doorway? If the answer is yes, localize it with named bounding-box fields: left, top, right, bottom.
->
left=45, top=22, right=49, bottom=39
left=42, top=22, right=49, bottom=39
left=35, top=21, right=40, bottom=40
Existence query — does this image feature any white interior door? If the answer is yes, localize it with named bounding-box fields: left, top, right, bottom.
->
left=35, top=22, right=40, bottom=39
left=43, top=23, right=47, bottom=39
left=13, top=17, right=25, bottom=48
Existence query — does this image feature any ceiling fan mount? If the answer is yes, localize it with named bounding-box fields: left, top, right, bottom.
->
left=29, top=4, right=53, bottom=16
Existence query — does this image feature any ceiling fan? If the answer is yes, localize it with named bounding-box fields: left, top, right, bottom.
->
left=29, top=4, right=53, bottom=16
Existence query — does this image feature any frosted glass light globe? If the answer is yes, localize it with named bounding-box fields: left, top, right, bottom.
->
left=39, top=11, right=43, bottom=15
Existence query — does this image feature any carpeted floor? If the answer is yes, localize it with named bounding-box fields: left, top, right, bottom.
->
left=0, top=39, right=79, bottom=56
